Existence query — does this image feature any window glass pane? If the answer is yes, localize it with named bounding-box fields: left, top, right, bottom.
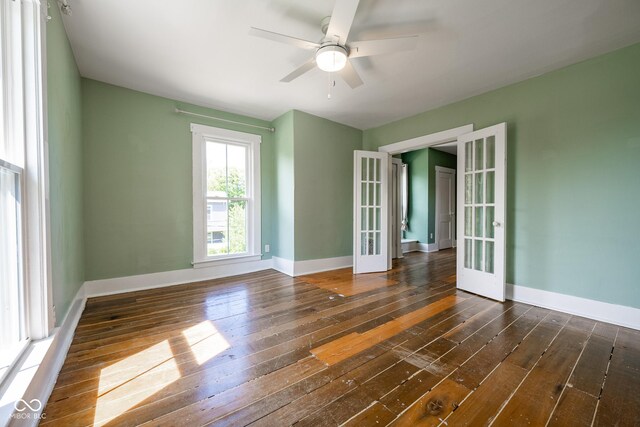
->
left=206, top=200, right=228, bottom=256
left=228, top=200, right=247, bottom=254
left=464, top=207, right=472, bottom=237
left=0, top=167, right=23, bottom=357
left=464, top=239, right=472, bottom=269
left=486, top=171, right=495, bottom=204
left=465, top=142, right=472, bottom=172
left=475, top=172, right=484, bottom=204
left=475, top=139, right=484, bottom=171
left=474, top=240, right=483, bottom=271
left=486, top=136, right=495, bottom=169
left=465, top=174, right=473, bottom=204
left=206, top=141, right=227, bottom=196
left=475, top=207, right=483, bottom=237
left=486, top=206, right=495, bottom=239
left=369, top=183, right=377, bottom=206
left=485, top=241, right=494, bottom=274
left=227, top=144, right=247, bottom=198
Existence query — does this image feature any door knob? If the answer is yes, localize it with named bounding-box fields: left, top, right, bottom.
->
left=493, top=221, right=501, bottom=227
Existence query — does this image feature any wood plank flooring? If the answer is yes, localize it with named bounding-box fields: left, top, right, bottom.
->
left=41, top=250, right=640, bottom=426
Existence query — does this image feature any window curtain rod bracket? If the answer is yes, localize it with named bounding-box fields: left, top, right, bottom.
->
left=175, top=108, right=275, bottom=133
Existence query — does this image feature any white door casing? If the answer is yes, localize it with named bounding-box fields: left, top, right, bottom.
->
left=435, top=166, right=456, bottom=250
left=354, top=150, right=390, bottom=273
left=456, top=123, right=507, bottom=301
left=391, top=158, right=403, bottom=259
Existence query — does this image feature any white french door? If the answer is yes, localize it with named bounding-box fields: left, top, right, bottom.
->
left=353, top=151, right=390, bottom=274
left=456, top=123, right=507, bottom=301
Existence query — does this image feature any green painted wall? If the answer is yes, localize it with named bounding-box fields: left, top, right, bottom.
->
left=82, top=79, right=274, bottom=280
left=271, top=111, right=295, bottom=260
left=401, top=148, right=428, bottom=242
left=293, top=111, right=362, bottom=261
left=47, top=6, right=85, bottom=323
left=427, top=148, right=457, bottom=244
left=364, top=42, right=640, bottom=309
left=401, top=148, right=456, bottom=244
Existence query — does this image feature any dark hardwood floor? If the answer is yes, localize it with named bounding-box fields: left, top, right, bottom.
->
left=41, top=250, right=640, bottom=426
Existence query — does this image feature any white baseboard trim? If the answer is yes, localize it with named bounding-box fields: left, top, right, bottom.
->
left=272, top=255, right=352, bottom=277
left=293, top=256, right=352, bottom=276
left=271, top=256, right=294, bottom=276
left=415, top=243, right=439, bottom=253
left=84, top=259, right=274, bottom=298
left=507, top=283, right=640, bottom=331
left=1, top=283, right=86, bottom=426
left=402, top=241, right=418, bottom=253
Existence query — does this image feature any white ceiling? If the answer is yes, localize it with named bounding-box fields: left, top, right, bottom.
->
left=60, top=0, right=640, bottom=130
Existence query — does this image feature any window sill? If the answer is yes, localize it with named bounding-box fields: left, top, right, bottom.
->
left=0, top=336, right=52, bottom=425
left=192, top=254, right=263, bottom=269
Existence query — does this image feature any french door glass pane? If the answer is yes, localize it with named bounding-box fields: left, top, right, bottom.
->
left=361, top=157, right=367, bottom=181
left=369, top=158, right=375, bottom=181
left=486, top=206, right=495, bottom=239
left=464, top=239, right=472, bottom=268
left=0, top=167, right=23, bottom=360
left=361, top=232, right=367, bottom=255
left=474, top=207, right=484, bottom=237
left=361, top=182, right=367, bottom=205
left=465, top=142, right=473, bottom=172
left=475, top=172, right=484, bottom=204
left=464, top=207, right=472, bottom=237
left=486, top=171, right=495, bottom=204
left=486, top=136, right=495, bottom=169
left=465, top=174, right=473, bottom=204
left=475, top=139, right=484, bottom=171
left=474, top=239, right=483, bottom=271
left=485, top=241, right=495, bottom=273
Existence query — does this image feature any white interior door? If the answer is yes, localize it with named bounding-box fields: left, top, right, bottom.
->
left=436, top=167, right=455, bottom=250
left=354, top=151, right=390, bottom=274
left=457, top=123, right=506, bottom=301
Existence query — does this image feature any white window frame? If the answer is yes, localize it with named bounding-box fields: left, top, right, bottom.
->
left=191, top=123, right=261, bottom=267
left=0, top=0, right=52, bottom=388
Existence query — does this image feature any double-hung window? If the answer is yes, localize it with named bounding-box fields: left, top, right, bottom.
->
left=191, top=124, right=261, bottom=266
left=1, top=0, right=50, bottom=385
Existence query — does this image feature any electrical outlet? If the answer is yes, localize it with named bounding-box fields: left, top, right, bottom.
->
left=264, top=244, right=270, bottom=253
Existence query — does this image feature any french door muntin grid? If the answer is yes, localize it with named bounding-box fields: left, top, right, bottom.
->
left=360, top=157, right=382, bottom=256
left=464, top=136, right=496, bottom=274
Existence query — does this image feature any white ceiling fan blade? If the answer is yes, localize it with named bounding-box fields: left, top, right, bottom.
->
left=326, top=0, right=360, bottom=43
left=280, top=57, right=317, bottom=82
left=349, top=36, right=418, bottom=58
left=249, top=27, right=320, bottom=50
left=339, top=60, right=363, bottom=88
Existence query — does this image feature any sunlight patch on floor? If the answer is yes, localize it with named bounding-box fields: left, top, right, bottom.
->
left=94, top=340, right=180, bottom=425
left=182, top=320, right=231, bottom=365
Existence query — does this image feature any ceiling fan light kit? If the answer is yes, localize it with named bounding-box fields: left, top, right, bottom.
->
left=316, top=45, right=348, bottom=72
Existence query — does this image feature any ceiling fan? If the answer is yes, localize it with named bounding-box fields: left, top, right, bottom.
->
left=249, top=0, right=419, bottom=89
